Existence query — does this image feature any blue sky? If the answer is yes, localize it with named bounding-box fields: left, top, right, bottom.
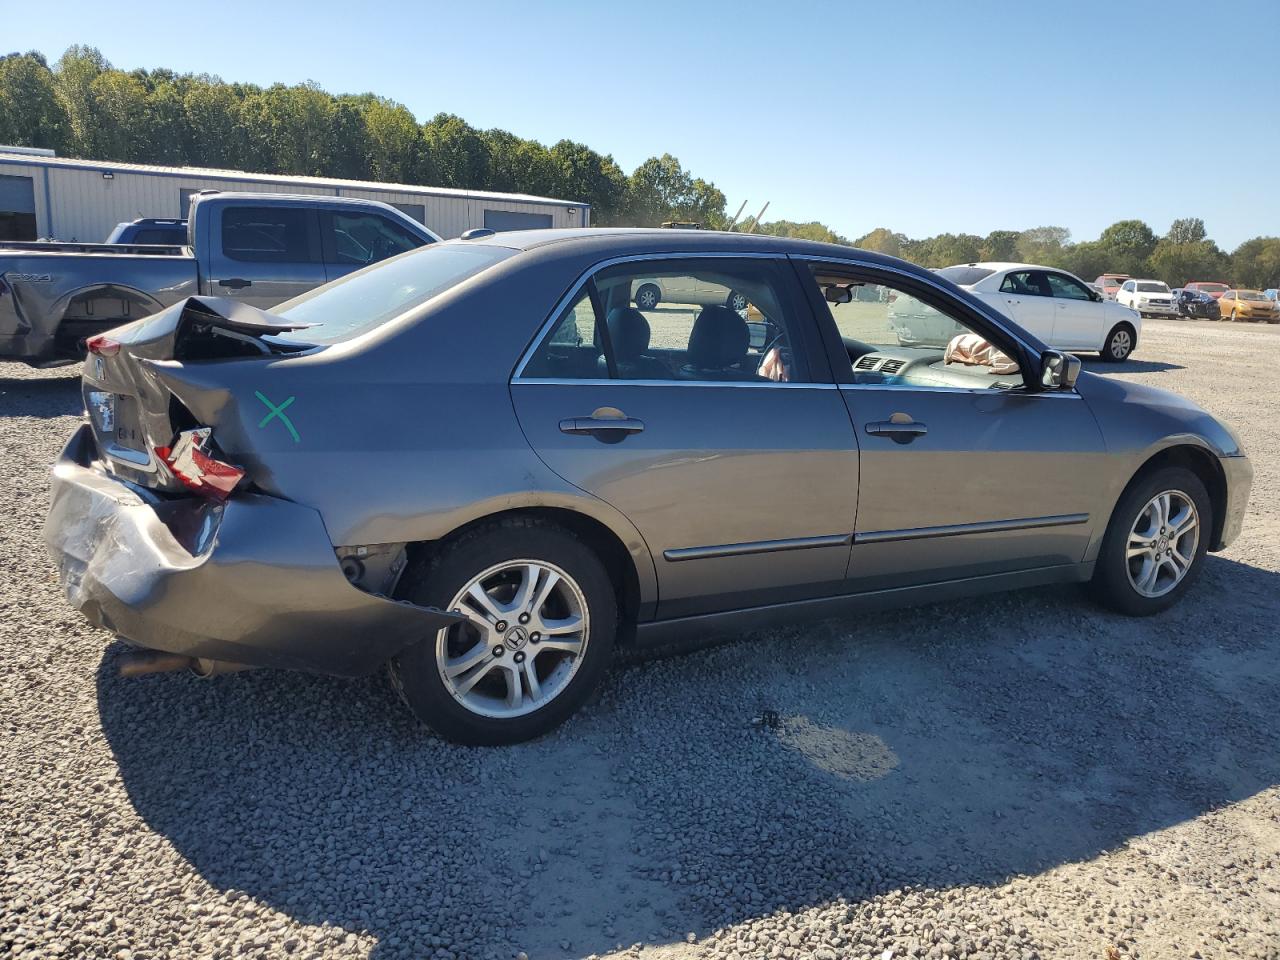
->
left=12, top=0, right=1279, bottom=249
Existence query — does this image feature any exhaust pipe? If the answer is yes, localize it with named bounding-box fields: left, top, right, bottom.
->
left=118, top=653, right=255, bottom=678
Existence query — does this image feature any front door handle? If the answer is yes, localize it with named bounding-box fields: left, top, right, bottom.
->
left=865, top=418, right=927, bottom=444
left=219, top=278, right=252, bottom=290
left=559, top=408, right=645, bottom=444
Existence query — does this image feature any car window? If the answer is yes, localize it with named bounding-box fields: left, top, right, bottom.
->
left=999, top=271, right=1048, bottom=296
left=222, top=207, right=314, bottom=263
left=811, top=269, right=1022, bottom=391
left=1135, top=282, right=1168, bottom=293
left=327, top=211, right=424, bottom=266
left=522, top=258, right=808, bottom=383
left=935, top=265, right=996, bottom=286
left=1045, top=272, right=1094, bottom=300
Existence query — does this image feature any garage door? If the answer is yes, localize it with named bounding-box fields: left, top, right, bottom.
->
left=483, top=209, right=553, bottom=232
left=0, top=174, right=37, bottom=241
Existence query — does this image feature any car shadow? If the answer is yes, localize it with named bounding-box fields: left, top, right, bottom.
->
left=97, top=554, right=1280, bottom=959
left=0, top=370, right=83, bottom=419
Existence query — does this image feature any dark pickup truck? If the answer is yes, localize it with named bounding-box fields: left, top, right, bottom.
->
left=0, top=192, right=439, bottom=364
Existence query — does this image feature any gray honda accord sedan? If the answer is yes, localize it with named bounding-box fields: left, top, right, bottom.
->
left=45, top=229, right=1252, bottom=744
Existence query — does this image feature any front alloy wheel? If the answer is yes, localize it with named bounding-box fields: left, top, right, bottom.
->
left=1102, top=325, right=1134, bottom=362
left=1125, top=491, right=1200, bottom=598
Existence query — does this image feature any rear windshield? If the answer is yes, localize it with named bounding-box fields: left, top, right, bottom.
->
left=1136, top=282, right=1168, bottom=293
left=934, top=266, right=995, bottom=286
left=275, top=243, right=514, bottom=343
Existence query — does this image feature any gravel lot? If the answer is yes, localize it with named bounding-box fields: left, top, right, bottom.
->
left=2, top=317, right=1278, bottom=960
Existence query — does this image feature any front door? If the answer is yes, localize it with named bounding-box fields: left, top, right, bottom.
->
left=803, top=261, right=1109, bottom=592
left=1043, top=270, right=1107, bottom=349
left=205, top=203, right=326, bottom=308
left=511, top=256, right=859, bottom=618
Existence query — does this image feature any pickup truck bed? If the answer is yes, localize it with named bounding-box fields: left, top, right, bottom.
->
left=0, top=192, right=436, bottom=364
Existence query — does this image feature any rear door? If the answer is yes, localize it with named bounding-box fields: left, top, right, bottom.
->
left=511, top=255, right=859, bottom=619
left=996, top=270, right=1055, bottom=341
left=321, top=209, right=427, bottom=282
left=205, top=203, right=325, bottom=308
left=1044, top=270, right=1107, bottom=349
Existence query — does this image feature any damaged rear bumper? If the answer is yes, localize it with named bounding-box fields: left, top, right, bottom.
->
left=44, top=424, right=461, bottom=676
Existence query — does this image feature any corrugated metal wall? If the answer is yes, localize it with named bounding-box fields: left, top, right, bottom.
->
left=0, top=159, right=587, bottom=241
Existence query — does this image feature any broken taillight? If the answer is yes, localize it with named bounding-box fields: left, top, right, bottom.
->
left=85, top=334, right=121, bottom=357
left=155, top=428, right=245, bottom=501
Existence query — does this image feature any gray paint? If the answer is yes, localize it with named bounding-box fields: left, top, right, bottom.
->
left=43, top=228, right=1252, bottom=675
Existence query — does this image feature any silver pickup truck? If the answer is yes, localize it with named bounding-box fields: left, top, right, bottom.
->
left=0, top=192, right=440, bottom=365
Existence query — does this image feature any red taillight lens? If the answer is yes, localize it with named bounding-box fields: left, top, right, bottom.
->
left=85, top=334, right=121, bottom=357
left=155, top=428, right=245, bottom=501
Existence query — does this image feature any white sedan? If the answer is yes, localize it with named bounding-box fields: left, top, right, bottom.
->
left=1115, top=279, right=1176, bottom=317
left=934, top=262, right=1142, bottom=361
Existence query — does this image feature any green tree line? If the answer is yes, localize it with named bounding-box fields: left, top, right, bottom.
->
left=2, top=46, right=1277, bottom=287
left=0, top=46, right=725, bottom=227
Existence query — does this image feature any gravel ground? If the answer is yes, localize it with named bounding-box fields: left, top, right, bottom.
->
left=2, top=317, right=1278, bottom=960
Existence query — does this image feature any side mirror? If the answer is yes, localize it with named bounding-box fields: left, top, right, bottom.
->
left=1040, top=350, right=1082, bottom=390
left=1090, top=291, right=1103, bottom=302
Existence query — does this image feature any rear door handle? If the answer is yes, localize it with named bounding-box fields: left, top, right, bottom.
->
left=219, top=278, right=252, bottom=290
left=865, top=419, right=927, bottom=443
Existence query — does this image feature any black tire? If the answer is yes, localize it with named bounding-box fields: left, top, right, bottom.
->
left=634, top=283, right=661, bottom=310
left=1089, top=466, right=1212, bottom=616
left=1099, top=323, right=1135, bottom=362
left=725, top=289, right=748, bottom=311
left=389, top=517, right=617, bottom=745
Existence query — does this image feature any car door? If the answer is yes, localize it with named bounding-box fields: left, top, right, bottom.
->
left=1044, top=270, right=1107, bottom=349
left=321, top=210, right=427, bottom=283
left=801, top=259, right=1108, bottom=592
left=206, top=203, right=325, bottom=308
left=511, top=255, right=859, bottom=619
left=996, top=270, right=1055, bottom=342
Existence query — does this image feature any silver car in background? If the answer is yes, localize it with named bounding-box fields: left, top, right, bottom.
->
left=45, top=229, right=1251, bottom=744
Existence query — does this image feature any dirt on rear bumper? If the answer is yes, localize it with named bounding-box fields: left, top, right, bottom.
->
left=43, top=424, right=461, bottom=676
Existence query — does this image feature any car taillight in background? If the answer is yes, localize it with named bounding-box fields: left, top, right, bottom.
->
left=155, top=428, right=245, bottom=501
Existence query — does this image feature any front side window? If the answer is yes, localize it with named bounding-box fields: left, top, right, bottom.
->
left=812, top=268, right=1024, bottom=392
left=522, top=258, right=807, bottom=383
left=1045, top=272, right=1093, bottom=300
left=328, top=212, right=424, bottom=266
left=1000, top=271, right=1048, bottom=296
left=222, top=207, right=314, bottom=263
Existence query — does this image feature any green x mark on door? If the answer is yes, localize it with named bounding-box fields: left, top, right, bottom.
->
left=255, top=391, right=300, bottom=443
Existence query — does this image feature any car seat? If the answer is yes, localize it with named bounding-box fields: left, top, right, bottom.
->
left=595, top=308, right=671, bottom=379
left=678, top=306, right=768, bottom=381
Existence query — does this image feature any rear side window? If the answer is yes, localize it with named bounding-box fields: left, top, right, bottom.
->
left=274, top=243, right=513, bottom=344
left=222, top=207, right=314, bottom=263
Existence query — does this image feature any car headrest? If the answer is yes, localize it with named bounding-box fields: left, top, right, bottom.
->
left=606, top=307, right=651, bottom=361
left=687, top=305, right=749, bottom=369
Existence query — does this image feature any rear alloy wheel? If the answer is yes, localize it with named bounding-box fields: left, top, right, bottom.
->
left=390, top=519, right=616, bottom=745
left=1089, top=466, right=1211, bottom=616
left=634, top=283, right=661, bottom=310
left=1101, top=324, right=1134, bottom=362
left=726, top=290, right=749, bottom=311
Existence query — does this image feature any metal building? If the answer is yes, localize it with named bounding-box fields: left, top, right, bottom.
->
left=0, top=149, right=589, bottom=242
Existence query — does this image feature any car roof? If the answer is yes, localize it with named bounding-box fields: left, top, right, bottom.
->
left=948, top=261, right=1060, bottom=273
left=458, top=227, right=915, bottom=271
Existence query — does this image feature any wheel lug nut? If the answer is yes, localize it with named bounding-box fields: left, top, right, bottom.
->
left=495, top=620, right=507, bottom=632
left=492, top=645, right=504, bottom=658
left=513, top=651, right=526, bottom=663
left=519, top=613, right=530, bottom=624
left=530, top=633, right=541, bottom=644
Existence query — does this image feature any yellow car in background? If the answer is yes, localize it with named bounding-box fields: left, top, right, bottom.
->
left=1219, top=289, right=1280, bottom=323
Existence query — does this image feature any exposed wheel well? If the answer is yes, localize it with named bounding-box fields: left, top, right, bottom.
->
left=406, top=507, right=643, bottom=638
left=1119, top=445, right=1228, bottom=548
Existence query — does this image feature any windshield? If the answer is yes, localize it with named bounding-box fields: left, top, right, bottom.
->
left=1136, top=282, right=1169, bottom=293
left=935, top=266, right=995, bottom=286
left=274, top=243, right=514, bottom=343
left=1238, top=290, right=1267, bottom=301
